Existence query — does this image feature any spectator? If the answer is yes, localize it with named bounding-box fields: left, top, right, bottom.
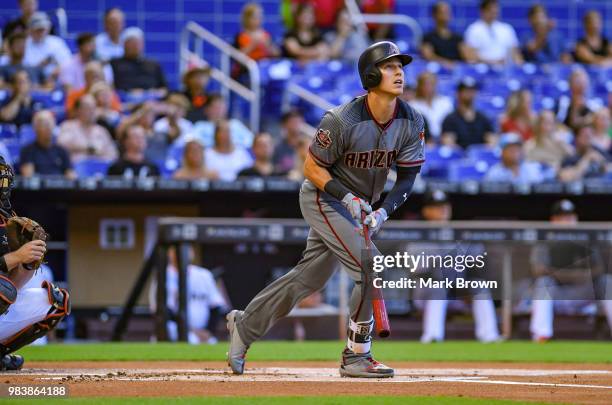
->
left=107, top=125, right=159, bottom=179
left=110, top=27, right=167, bottom=93
left=522, top=4, right=566, bottom=63
left=116, top=102, right=167, bottom=163
left=191, top=94, right=254, bottom=148
left=2, top=0, right=54, bottom=41
left=0, top=32, right=46, bottom=88
left=574, top=10, right=612, bottom=66
left=19, top=110, right=74, bottom=178
left=361, top=0, right=395, bottom=41
left=500, top=90, right=535, bottom=141
left=204, top=120, right=253, bottom=182
left=236, top=3, right=279, bottom=61
left=524, top=110, right=573, bottom=171
left=441, top=78, right=495, bottom=149
left=238, top=132, right=286, bottom=177
left=286, top=133, right=311, bottom=182
left=95, top=8, right=125, bottom=63
left=485, top=133, right=544, bottom=184
left=57, top=94, right=118, bottom=162
left=530, top=200, right=612, bottom=341
left=273, top=110, right=306, bottom=172
left=182, top=66, right=211, bottom=123
left=281, top=0, right=343, bottom=32
left=0, top=70, right=43, bottom=126
left=148, top=245, right=228, bottom=344
left=65, top=61, right=121, bottom=115
left=23, top=12, right=71, bottom=79
left=282, top=3, right=329, bottom=63
left=464, top=0, right=522, bottom=65
left=556, top=68, right=595, bottom=133
left=325, top=8, right=370, bottom=61
left=399, top=83, right=415, bottom=103
left=421, top=1, right=476, bottom=64
left=89, top=81, right=121, bottom=138
left=409, top=71, right=453, bottom=141
left=592, top=108, right=611, bottom=153
left=153, top=93, right=193, bottom=145
left=59, top=32, right=113, bottom=91
left=558, top=124, right=610, bottom=182
left=173, top=139, right=219, bottom=180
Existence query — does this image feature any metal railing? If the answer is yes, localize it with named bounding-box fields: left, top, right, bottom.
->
left=55, top=8, right=68, bottom=38
left=179, top=21, right=261, bottom=132
left=345, top=0, right=423, bottom=50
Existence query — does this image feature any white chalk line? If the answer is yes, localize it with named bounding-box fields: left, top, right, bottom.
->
left=9, top=367, right=612, bottom=389
left=15, top=367, right=612, bottom=377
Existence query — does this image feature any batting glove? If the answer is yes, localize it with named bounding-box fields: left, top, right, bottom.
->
left=341, top=193, right=372, bottom=225
left=363, top=208, right=388, bottom=236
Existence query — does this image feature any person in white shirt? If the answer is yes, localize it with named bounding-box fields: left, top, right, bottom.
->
left=95, top=8, right=125, bottom=63
left=409, top=71, right=453, bottom=141
left=464, top=0, right=523, bottom=65
left=149, top=246, right=228, bottom=344
left=204, top=119, right=253, bottom=181
left=59, top=33, right=113, bottom=91
left=485, top=133, right=545, bottom=184
left=23, top=12, right=71, bottom=78
left=152, top=93, right=194, bottom=144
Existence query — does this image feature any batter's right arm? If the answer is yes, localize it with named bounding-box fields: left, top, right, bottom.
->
left=304, top=153, right=371, bottom=223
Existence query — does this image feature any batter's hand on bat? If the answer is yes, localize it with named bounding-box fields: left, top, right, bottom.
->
left=363, top=208, right=388, bottom=236
left=341, top=193, right=372, bottom=226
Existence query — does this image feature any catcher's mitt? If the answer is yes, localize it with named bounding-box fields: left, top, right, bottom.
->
left=6, top=216, right=48, bottom=270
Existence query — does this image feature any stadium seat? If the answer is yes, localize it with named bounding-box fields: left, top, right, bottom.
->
left=19, top=125, right=35, bottom=146
left=161, top=144, right=184, bottom=178
left=0, top=124, right=18, bottom=140
left=420, top=145, right=464, bottom=179
left=448, top=159, right=490, bottom=182
left=73, top=158, right=111, bottom=179
left=466, top=144, right=501, bottom=166
left=31, top=89, right=65, bottom=108
left=3, top=139, right=20, bottom=166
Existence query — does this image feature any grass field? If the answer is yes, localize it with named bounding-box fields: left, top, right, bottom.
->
left=17, top=340, right=612, bottom=363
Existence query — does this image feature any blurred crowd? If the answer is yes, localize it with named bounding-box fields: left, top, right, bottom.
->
left=0, top=0, right=610, bottom=185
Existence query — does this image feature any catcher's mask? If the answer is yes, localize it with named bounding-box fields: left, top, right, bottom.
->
left=0, top=160, right=14, bottom=211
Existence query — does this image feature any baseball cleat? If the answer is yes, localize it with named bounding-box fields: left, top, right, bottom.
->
left=339, top=349, right=394, bottom=378
left=1, top=354, right=24, bottom=371
left=226, top=310, right=249, bottom=375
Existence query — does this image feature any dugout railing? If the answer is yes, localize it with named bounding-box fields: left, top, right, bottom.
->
left=112, top=218, right=612, bottom=342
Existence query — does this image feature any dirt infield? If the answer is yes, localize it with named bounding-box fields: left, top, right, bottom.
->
left=3, top=361, right=612, bottom=404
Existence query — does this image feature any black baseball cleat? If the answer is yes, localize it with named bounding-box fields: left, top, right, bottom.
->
left=1, top=354, right=24, bottom=371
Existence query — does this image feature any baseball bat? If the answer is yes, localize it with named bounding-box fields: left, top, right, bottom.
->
left=361, top=211, right=391, bottom=338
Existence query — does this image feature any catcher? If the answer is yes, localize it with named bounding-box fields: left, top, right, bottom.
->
left=0, top=157, right=70, bottom=371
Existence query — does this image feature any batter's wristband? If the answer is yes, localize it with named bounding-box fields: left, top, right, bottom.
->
left=0, top=256, right=7, bottom=274
left=324, top=179, right=352, bottom=201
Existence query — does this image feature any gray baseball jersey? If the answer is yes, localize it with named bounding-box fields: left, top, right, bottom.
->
left=236, top=95, right=425, bottom=348
left=307, top=94, right=425, bottom=204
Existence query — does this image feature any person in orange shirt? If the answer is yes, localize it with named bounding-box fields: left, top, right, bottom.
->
left=65, top=61, right=121, bottom=117
left=236, top=3, right=280, bottom=61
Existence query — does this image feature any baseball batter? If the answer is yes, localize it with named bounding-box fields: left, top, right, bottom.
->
left=0, top=158, right=70, bottom=371
left=227, top=42, right=425, bottom=378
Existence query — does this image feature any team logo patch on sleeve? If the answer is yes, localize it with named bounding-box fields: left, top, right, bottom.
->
left=315, top=128, right=332, bottom=149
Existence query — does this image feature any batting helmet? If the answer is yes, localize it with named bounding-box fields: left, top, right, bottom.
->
left=358, top=41, right=413, bottom=90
